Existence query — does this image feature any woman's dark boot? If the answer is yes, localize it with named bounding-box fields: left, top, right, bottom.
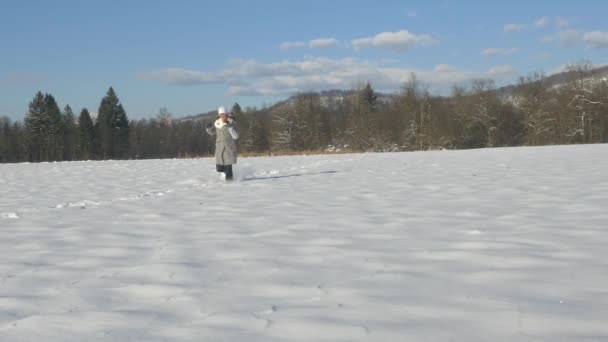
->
left=224, top=165, right=233, bottom=180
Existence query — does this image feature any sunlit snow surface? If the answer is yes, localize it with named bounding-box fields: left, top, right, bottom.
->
left=1, top=145, right=607, bottom=341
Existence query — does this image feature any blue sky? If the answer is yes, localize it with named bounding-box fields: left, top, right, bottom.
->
left=1, top=0, right=607, bottom=120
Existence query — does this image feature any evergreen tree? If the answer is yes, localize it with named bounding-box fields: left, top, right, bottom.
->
left=361, top=82, right=378, bottom=112
left=78, top=108, right=95, bottom=160
left=12, top=121, right=27, bottom=162
left=62, top=105, right=78, bottom=160
left=24, top=92, right=48, bottom=161
left=231, top=102, right=242, bottom=116
left=43, top=94, right=63, bottom=161
left=0, top=117, right=10, bottom=162
left=231, top=102, right=249, bottom=151
left=351, top=82, right=378, bottom=150
left=0, top=119, right=26, bottom=163
left=97, top=87, right=129, bottom=159
left=397, top=74, right=421, bottom=149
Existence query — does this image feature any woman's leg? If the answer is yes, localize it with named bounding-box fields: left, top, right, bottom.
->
left=224, top=165, right=233, bottom=180
left=216, top=164, right=224, bottom=172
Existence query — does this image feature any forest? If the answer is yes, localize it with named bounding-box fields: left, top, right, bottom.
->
left=1, top=63, right=607, bottom=163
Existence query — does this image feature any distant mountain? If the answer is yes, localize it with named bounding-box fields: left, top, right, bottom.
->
left=544, top=65, right=608, bottom=87
left=176, top=65, right=608, bottom=121
left=174, top=110, right=216, bottom=123
left=497, top=65, right=608, bottom=98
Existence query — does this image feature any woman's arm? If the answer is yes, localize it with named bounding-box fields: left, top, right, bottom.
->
left=205, top=121, right=216, bottom=136
left=227, top=120, right=239, bottom=139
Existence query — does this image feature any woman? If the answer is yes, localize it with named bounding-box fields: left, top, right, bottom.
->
left=206, top=106, right=240, bottom=180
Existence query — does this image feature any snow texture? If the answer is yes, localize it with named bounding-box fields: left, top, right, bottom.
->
left=1, top=145, right=607, bottom=341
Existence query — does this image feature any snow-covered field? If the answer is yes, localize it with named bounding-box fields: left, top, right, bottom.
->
left=1, top=145, right=607, bottom=341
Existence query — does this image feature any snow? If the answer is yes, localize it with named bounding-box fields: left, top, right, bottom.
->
left=1, top=144, right=608, bottom=341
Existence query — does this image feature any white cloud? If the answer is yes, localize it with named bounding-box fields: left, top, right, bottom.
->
left=534, top=17, right=550, bottom=28
left=584, top=31, right=608, bottom=49
left=559, top=30, right=585, bottom=46
left=481, top=47, right=520, bottom=56
left=531, top=52, right=552, bottom=61
left=504, top=16, right=575, bottom=35
left=504, top=23, right=526, bottom=33
left=541, top=35, right=555, bottom=43
left=352, top=38, right=373, bottom=50
left=281, top=38, right=340, bottom=50
left=542, top=30, right=608, bottom=49
left=488, top=65, right=517, bottom=75
left=555, top=16, right=573, bottom=28
left=434, top=64, right=458, bottom=73
left=309, top=38, right=339, bottom=49
left=548, top=64, right=570, bottom=75
left=542, top=30, right=584, bottom=47
left=352, top=30, right=438, bottom=51
left=141, top=68, right=227, bottom=85
left=280, top=41, right=307, bottom=50
left=375, top=58, right=401, bottom=66
left=141, top=58, right=517, bottom=96
left=549, top=62, right=608, bottom=75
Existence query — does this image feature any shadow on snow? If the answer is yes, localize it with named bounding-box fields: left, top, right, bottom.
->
left=240, top=170, right=339, bottom=182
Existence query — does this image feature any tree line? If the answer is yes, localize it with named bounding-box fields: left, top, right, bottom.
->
left=1, top=63, right=607, bottom=163
left=260, top=63, right=607, bottom=153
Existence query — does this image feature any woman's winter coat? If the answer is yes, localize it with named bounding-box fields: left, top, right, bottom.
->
left=206, top=118, right=239, bottom=165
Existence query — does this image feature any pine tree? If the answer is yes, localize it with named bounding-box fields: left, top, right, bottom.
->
left=113, top=103, right=130, bottom=158
left=351, top=82, right=378, bottom=150
left=0, top=119, right=25, bottom=163
left=0, top=117, right=10, bottom=162
left=62, top=105, right=78, bottom=160
left=24, top=92, right=48, bottom=161
left=231, top=102, right=249, bottom=151
left=361, top=83, right=378, bottom=113
left=97, top=87, right=130, bottom=159
left=43, top=94, right=63, bottom=161
left=231, top=103, right=242, bottom=116
left=398, top=74, right=420, bottom=149
left=11, top=121, right=27, bottom=162
left=97, top=88, right=113, bottom=158
left=78, top=108, right=95, bottom=159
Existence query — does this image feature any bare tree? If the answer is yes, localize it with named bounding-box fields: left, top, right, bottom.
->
left=597, top=76, right=608, bottom=142
left=271, top=105, right=309, bottom=152
left=157, top=107, right=173, bottom=127
left=516, top=73, right=555, bottom=145
left=563, top=63, right=604, bottom=143
left=293, top=92, right=325, bottom=149
left=468, top=79, right=502, bottom=147
left=156, top=107, right=173, bottom=157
